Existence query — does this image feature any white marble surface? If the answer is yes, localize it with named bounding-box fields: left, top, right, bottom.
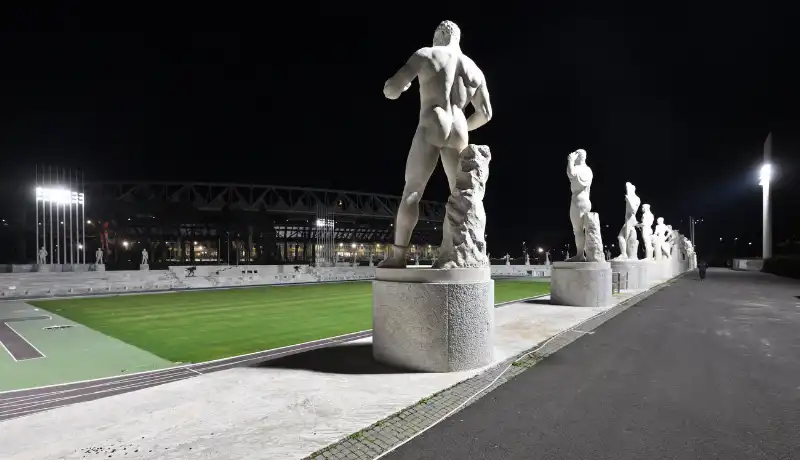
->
left=550, top=261, right=613, bottom=307
left=566, top=149, right=593, bottom=262
left=373, top=278, right=494, bottom=371
left=0, top=300, right=613, bottom=460
left=380, top=20, right=492, bottom=268
left=435, top=144, right=491, bottom=269
left=615, top=182, right=641, bottom=260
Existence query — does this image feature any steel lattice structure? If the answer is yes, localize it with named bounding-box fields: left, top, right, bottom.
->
left=84, top=182, right=445, bottom=222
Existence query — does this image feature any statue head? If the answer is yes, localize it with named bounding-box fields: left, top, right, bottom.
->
left=667, top=225, right=673, bottom=231
left=642, top=203, right=650, bottom=211
left=433, top=21, right=461, bottom=47
left=574, top=149, right=587, bottom=164
left=657, top=217, right=664, bottom=224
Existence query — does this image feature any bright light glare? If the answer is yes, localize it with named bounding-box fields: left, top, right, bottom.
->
left=35, top=187, right=73, bottom=204
left=537, top=247, right=543, bottom=253
left=759, top=163, right=772, bottom=186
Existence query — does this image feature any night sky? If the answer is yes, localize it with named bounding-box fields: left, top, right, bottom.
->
left=1, top=5, right=798, bottom=258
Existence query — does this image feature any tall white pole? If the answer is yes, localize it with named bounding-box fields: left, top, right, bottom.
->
left=49, top=166, right=53, bottom=264
left=35, top=165, right=39, bottom=263
left=762, top=133, right=772, bottom=259
left=62, top=169, right=67, bottom=265
left=81, top=171, right=86, bottom=264
left=68, top=169, right=73, bottom=266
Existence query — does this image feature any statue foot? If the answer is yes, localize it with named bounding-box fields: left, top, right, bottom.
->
left=377, top=257, right=407, bottom=269
left=565, top=255, right=587, bottom=263
left=376, top=245, right=409, bottom=269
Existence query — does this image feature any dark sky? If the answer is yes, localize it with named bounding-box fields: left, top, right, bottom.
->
left=1, top=5, right=797, bottom=256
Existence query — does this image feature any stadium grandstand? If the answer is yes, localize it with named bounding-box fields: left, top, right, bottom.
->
left=0, top=181, right=446, bottom=270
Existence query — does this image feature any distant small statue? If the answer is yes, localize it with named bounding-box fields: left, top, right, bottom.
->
left=414, top=253, right=420, bottom=265
left=504, top=253, right=511, bottom=265
left=524, top=253, right=530, bottom=266
left=95, top=248, right=104, bottom=265
left=545, top=251, right=551, bottom=266
left=141, top=249, right=149, bottom=265
left=368, top=253, right=374, bottom=267
left=37, top=246, right=48, bottom=265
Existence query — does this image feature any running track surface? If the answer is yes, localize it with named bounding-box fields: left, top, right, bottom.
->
left=0, top=330, right=372, bottom=422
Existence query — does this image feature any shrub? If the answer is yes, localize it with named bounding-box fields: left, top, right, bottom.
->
left=763, top=256, right=800, bottom=279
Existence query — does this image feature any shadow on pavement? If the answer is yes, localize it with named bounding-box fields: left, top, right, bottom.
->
left=251, top=343, right=413, bottom=375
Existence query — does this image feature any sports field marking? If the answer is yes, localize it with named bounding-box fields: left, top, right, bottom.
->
left=0, top=329, right=371, bottom=396
left=0, top=316, right=50, bottom=361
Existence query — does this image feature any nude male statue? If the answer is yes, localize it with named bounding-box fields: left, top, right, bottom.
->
left=566, top=149, right=593, bottom=262
left=379, top=20, right=493, bottom=268
left=637, top=204, right=655, bottom=260
left=615, top=182, right=641, bottom=260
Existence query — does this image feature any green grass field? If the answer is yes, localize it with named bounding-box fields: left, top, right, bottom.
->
left=30, top=279, right=549, bottom=364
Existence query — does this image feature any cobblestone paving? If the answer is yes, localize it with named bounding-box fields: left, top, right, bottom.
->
left=304, top=277, right=680, bottom=460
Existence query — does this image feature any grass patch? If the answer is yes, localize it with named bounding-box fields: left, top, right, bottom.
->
left=31, top=279, right=549, bottom=363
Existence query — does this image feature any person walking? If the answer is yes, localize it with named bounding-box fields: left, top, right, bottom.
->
left=698, top=259, right=709, bottom=281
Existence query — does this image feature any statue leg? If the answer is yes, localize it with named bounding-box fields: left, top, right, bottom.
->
left=567, top=204, right=586, bottom=262
left=379, top=127, right=439, bottom=268
left=616, top=230, right=627, bottom=259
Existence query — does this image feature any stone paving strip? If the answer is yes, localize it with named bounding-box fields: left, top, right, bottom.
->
left=304, top=277, right=680, bottom=460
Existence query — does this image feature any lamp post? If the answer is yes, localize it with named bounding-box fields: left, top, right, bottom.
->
left=759, top=163, right=772, bottom=259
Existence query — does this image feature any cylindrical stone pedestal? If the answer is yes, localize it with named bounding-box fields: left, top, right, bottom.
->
left=140, top=264, right=149, bottom=271
left=551, top=261, right=612, bottom=307
left=94, top=264, right=106, bottom=272
left=372, top=267, right=494, bottom=373
left=610, top=259, right=649, bottom=291
left=34, top=264, right=55, bottom=272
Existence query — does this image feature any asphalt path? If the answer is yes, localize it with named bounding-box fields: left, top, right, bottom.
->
left=385, top=268, right=800, bottom=459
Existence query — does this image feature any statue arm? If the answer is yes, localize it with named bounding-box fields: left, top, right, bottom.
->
left=467, top=78, right=492, bottom=131
left=567, top=154, right=577, bottom=177
left=383, top=49, right=426, bottom=100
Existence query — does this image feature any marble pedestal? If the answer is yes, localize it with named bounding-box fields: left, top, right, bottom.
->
left=609, top=259, right=649, bottom=291
left=94, top=264, right=106, bottom=272
left=372, top=267, right=494, bottom=373
left=551, top=261, right=612, bottom=307
left=691, top=254, right=697, bottom=269
left=34, top=264, right=55, bottom=272
left=140, top=264, right=149, bottom=271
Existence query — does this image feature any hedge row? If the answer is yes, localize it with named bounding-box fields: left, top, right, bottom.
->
left=763, top=256, right=800, bottom=279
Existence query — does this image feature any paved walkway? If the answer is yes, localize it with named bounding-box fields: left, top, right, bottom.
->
left=384, top=269, right=800, bottom=459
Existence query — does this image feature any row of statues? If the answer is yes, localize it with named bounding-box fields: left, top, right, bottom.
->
left=38, top=247, right=148, bottom=266
left=565, top=149, right=695, bottom=264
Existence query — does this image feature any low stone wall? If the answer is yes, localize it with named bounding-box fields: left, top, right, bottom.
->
left=732, top=258, right=764, bottom=271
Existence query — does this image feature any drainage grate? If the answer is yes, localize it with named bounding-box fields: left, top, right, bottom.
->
left=43, top=325, right=74, bottom=331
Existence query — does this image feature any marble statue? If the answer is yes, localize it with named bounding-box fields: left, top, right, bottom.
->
left=504, top=253, right=511, bottom=265
left=637, top=204, right=655, bottom=260
left=525, top=253, right=530, bottom=266
left=566, top=149, right=593, bottom=262
left=95, top=248, right=104, bottom=265
left=605, top=249, right=612, bottom=260
left=667, top=227, right=681, bottom=259
left=584, top=212, right=605, bottom=263
left=352, top=254, right=358, bottom=267
left=415, top=253, right=420, bottom=265
left=683, top=237, right=695, bottom=258
left=433, top=144, right=492, bottom=269
left=369, top=253, right=374, bottom=267
left=37, top=246, right=48, bottom=265
left=141, top=249, right=148, bottom=265
left=614, top=182, right=641, bottom=260
left=652, top=218, right=667, bottom=261
left=379, top=20, right=493, bottom=269
left=545, top=251, right=551, bottom=266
